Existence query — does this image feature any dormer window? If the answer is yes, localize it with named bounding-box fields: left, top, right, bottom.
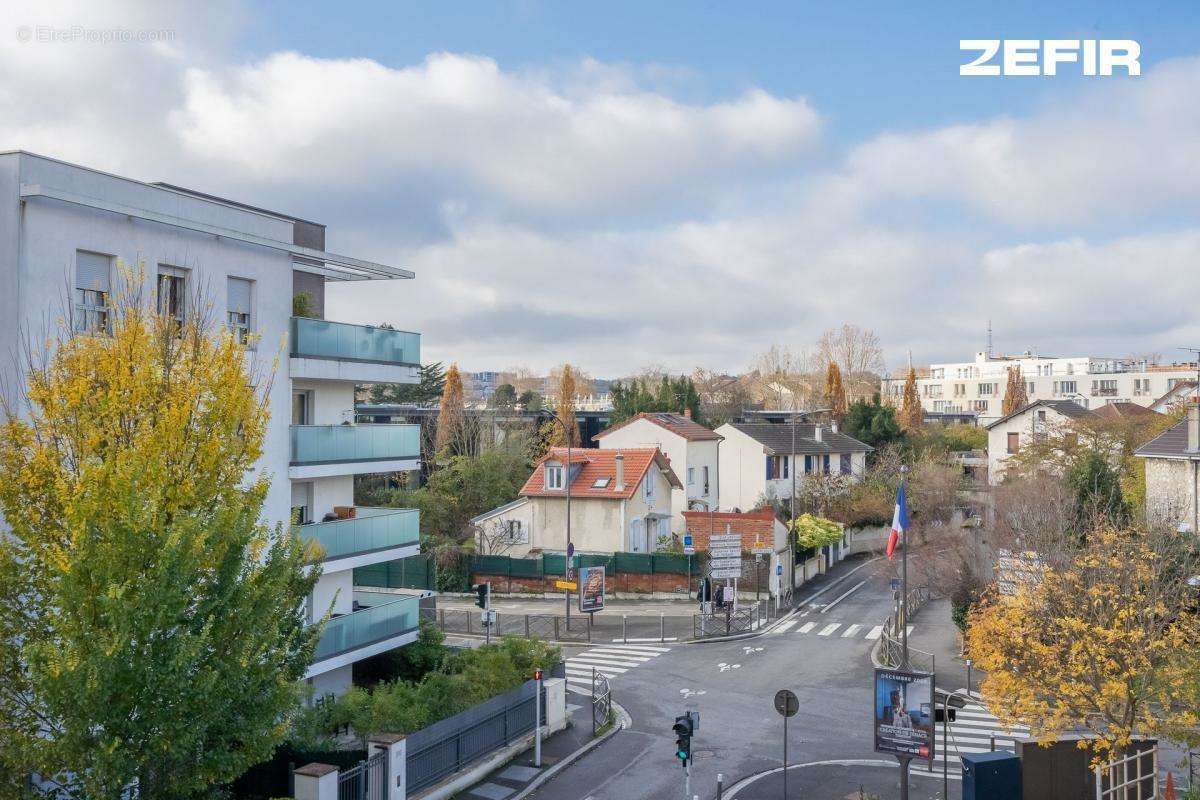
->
left=592, top=477, right=611, bottom=489
left=546, top=464, right=565, bottom=490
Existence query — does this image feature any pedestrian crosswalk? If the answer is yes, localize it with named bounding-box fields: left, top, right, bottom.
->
left=563, top=643, right=671, bottom=695
left=767, top=618, right=912, bottom=641
left=915, top=693, right=1028, bottom=774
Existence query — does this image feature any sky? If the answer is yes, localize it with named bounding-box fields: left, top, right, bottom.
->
left=4, top=1, right=1200, bottom=377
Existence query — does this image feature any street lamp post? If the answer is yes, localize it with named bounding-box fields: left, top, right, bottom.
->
left=541, top=411, right=573, bottom=627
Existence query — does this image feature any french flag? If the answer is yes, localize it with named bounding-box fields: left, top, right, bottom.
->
left=886, top=481, right=908, bottom=560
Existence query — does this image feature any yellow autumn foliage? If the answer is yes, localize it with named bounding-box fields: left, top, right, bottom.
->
left=966, top=525, right=1200, bottom=760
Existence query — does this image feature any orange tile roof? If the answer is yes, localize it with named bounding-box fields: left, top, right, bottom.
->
left=521, top=447, right=682, bottom=499
left=593, top=412, right=723, bottom=442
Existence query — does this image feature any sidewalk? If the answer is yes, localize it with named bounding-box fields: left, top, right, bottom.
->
left=452, top=699, right=599, bottom=800
left=906, top=597, right=974, bottom=693
left=727, top=760, right=956, bottom=799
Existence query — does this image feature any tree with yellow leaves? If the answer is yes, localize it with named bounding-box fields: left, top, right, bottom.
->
left=435, top=363, right=467, bottom=457
left=823, top=361, right=847, bottom=423
left=966, top=524, right=1200, bottom=759
left=1001, top=365, right=1028, bottom=416
left=899, top=367, right=923, bottom=431
left=545, top=364, right=582, bottom=447
left=0, top=272, right=320, bottom=799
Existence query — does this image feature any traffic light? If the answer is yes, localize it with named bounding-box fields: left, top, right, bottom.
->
left=934, top=707, right=957, bottom=723
left=474, top=582, right=490, bottom=610
left=672, top=714, right=693, bottom=765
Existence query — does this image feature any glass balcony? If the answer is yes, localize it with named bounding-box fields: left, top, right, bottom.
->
left=300, top=507, right=419, bottom=563
left=291, top=316, right=420, bottom=365
left=290, top=424, right=420, bottom=465
left=312, top=591, right=421, bottom=662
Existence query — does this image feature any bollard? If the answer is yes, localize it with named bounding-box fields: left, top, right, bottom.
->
left=623, top=615, right=628, bottom=643
left=660, top=613, right=665, bottom=642
left=717, top=773, right=724, bottom=800
left=990, top=734, right=995, bottom=751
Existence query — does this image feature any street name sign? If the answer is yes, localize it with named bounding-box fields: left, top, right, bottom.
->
left=555, top=580, right=577, bottom=590
left=711, top=547, right=741, bottom=559
left=710, top=567, right=742, bottom=579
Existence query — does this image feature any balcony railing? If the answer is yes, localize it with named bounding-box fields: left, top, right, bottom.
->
left=312, top=591, right=421, bottom=662
left=290, top=424, right=420, bottom=465
left=300, top=507, right=419, bottom=563
left=291, top=316, right=420, bottom=365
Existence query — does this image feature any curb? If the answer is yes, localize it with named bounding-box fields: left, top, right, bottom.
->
left=723, top=758, right=960, bottom=798
left=509, top=699, right=631, bottom=799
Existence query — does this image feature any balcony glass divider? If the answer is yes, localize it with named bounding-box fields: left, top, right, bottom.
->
left=290, top=423, right=420, bottom=465
left=312, top=592, right=420, bottom=662
left=291, top=316, right=420, bottom=365
left=300, top=507, right=419, bottom=562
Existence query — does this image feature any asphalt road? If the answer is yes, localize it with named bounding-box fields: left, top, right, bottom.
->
left=530, top=556, right=923, bottom=800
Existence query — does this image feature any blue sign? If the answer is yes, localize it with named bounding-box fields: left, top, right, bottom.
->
left=567, top=542, right=575, bottom=558
left=683, top=534, right=693, bottom=547
left=776, top=564, right=783, bottom=576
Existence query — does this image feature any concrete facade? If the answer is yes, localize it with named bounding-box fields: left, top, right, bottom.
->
left=0, top=151, right=425, bottom=698
left=882, top=350, right=1196, bottom=425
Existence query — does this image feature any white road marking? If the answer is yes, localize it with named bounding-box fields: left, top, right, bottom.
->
left=611, top=637, right=678, bottom=643
left=865, top=625, right=884, bottom=640
left=769, top=620, right=799, bottom=636
left=819, top=580, right=866, bottom=613
left=841, top=624, right=862, bottom=638
left=817, top=623, right=842, bottom=636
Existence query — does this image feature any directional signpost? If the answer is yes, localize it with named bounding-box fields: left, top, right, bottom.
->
left=709, top=532, right=743, bottom=602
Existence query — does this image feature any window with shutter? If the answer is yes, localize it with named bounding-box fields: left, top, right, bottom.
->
left=227, top=277, right=253, bottom=343
left=74, top=250, right=112, bottom=333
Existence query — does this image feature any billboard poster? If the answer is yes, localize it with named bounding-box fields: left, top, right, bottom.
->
left=579, top=565, right=605, bottom=613
left=873, top=668, right=934, bottom=766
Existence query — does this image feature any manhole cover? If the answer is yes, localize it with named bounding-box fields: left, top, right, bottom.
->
left=692, top=750, right=716, bottom=759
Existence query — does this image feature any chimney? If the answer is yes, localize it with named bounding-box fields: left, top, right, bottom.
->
left=1189, top=402, right=1200, bottom=453
left=815, top=426, right=823, bottom=442
left=683, top=408, right=692, bottom=419
left=831, top=421, right=839, bottom=434
left=615, top=452, right=626, bottom=491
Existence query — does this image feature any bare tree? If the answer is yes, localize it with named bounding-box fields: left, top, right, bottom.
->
left=747, top=344, right=815, bottom=409
left=816, top=324, right=885, bottom=401
left=498, top=365, right=544, bottom=396
left=692, top=367, right=754, bottom=427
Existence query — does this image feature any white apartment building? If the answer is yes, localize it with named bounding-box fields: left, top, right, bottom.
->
left=592, top=411, right=722, bottom=533
left=0, top=151, right=427, bottom=698
left=882, top=350, right=1197, bottom=425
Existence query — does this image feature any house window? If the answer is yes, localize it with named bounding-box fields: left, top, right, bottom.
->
left=766, top=456, right=788, bottom=480
left=545, top=464, right=564, bottom=490
left=840, top=454, right=851, bottom=474
left=227, top=277, right=253, bottom=343
left=1133, top=378, right=1150, bottom=396
left=1092, top=379, right=1118, bottom=397
left=75, top=250, right=112, bottom=334
left=804, top=455, right=814, bottom=473
left=504, top=520, right=527, bottom=543
left=1054, top=380, right=1077, bottom=396
left=701, top=466, right=710, bottom=495
left=822, top=455, right=831, bottom=473
left=1026, top=382, right=1035, bottom=397
left=591, top=477, right=610, bottom=489
left=644, top=473, right=654, bottom=501
left=1007, top=432, right=1019, bottom=454
left=1037, top=410, right=1046, bottom=422
left=156, top=266, right=188, bottom=327
left=687, top=467, right=695, bottom=486
left=978, top=383, right=996, bottom=397
left=972, top=400, right=988, bottom=412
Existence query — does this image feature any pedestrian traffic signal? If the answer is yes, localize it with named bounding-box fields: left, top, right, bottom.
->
left=474, top=582, right=490, bottom=610
left=672, top=714, right=693, bottom=765
left=934, top=707, right=957, bottom=723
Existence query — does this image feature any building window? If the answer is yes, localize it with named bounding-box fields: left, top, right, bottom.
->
left=503, top=520, right=527, bottom=544
left=227, top=277, right=253, bottom=344
left=804, top=455, right=814, bottom=473
left=687, top=467, right=695, bottom=486
left=702, top=466, right=710, bottom=495
left=1054, top=380, right=1077, bottom=396
left=972, top=400, right=988, bottom=412
left=954, top=383, right=966, bottom=397
left=1037, top=410, right=1046, bottom=422
left=156, top=266, right=188, bottom=327
left=1133, top=378, right=1150, bottom=396
left=545, top=464, right=564, bottom=490
left=978, top=383, right=996, bottom=397
left=74, top=250, right=112, bottom=334
left=822, top=455, right=831, bottom=473
left=766, top=455, right=789, bottom=480
left=840, top=453, right=851, bottom=474
left=1007, top=432, right=1019, bottom=454
left=1092, top=379, right=1118, bottom=397
left=644, top=473, right=654, bottom=501
left=1026, top=382, right=1035, bottom=397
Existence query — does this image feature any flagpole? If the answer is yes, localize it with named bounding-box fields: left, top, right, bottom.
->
left=899, top=464, right=909, bottom=670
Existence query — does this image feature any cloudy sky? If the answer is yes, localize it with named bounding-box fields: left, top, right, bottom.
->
left=5, top=0, right=1200, bottom=376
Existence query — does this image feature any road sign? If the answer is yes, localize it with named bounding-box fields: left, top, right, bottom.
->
left=710, top=568, right=742, bottom=579
left=710, top=547, right=741, bottom=559
left=710, top=559, right=741, bottom=571
left=776, top=564, right=783, bottom=576
left=890, top=578, right=901, bottom=591
left=481, top=609, right=497, bottom=627
left=567, top=542, right=575, bottom=558
left=752, top=537, right=772, bottom=555
left=774, top=689, right=799, bottom=717
left=555, top=580, right=577, bottom=590
left=710, top=533, right=741, bottom=545
left=566, top=567, right=576, bottom=580
left=683, top=534, right=694, bottom=555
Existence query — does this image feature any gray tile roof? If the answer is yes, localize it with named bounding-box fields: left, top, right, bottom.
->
left=727, top=422, right=872, bottom=455
left=984, top=399, right=1093, bottom=430
left=1135, top=419, right=1200, bottom=459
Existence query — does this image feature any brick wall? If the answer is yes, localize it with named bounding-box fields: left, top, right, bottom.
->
left=683, top=508, right=776, bottom=551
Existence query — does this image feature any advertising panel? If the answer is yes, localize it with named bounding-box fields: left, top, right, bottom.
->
left=579, top=565, right=605, bottom=613
left=873, top=668, right=934, bottom=766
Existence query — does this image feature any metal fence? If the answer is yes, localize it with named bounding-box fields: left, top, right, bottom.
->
left=337, top=749, right=386, bottom=800
left=354, top=554, right=435, bottom=591
left=876, top=586, right=935, bottom=672
left=405, top=664, right=564, bottom=793
left=692, top=600, right=768, bottom=639
left=470, top=551, right=697, bottom=578
left=420, top=607, right=595, bottom=642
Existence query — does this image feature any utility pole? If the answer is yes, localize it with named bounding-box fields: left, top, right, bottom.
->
left=899, top=464, right=911, bottom=800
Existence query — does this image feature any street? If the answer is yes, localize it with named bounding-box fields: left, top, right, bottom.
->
left=529, top=557, right=928, bottom=800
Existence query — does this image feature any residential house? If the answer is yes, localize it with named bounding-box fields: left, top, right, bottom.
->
left=471, top=447, right=682, bottom=557
left=984, top=399, right=1094, bottom=484
left=593, top=411, right=722, bottom=532
left=714, top=422, right=872, bottom=511
left=1150, top=380, right=1198, bottom=414
left=0, top=151, right=427, bottom=698
left=881, top=350, right=1197, bottom=424
left=1135, top=402, right=1200, bottom=535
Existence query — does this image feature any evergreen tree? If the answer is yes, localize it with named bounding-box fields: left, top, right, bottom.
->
left=490, top=383, right=517, bottom=410
left=1001, top=365, right=1028, bottom=416
left=369, top=362, right=446, bottom=406
left=608, top=375, right=703, bottom=424
left=842, top=394, right=905, bottom=449
left=823, top=361, right=848, bottom=422
left=899, top=368, right=924, bottom=431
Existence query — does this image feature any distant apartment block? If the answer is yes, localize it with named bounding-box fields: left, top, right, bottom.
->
left=0, top=151, right=428, bottom=698
left=881, top=350, right=1197, bottom=425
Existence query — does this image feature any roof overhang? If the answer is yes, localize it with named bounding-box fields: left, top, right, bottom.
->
left=20, top=183, right=413, bottom=281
